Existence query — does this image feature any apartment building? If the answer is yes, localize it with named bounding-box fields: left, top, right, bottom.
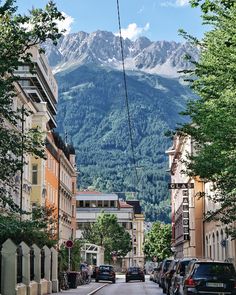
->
left=15, top=46, right=58, bottom=208
left=167, top=133, right=236, bottom=265
left=14, top=47, right=77, bottom=244
left=166, top=134, right=204, bottom=258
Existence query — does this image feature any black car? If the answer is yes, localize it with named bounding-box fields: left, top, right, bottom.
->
left=169, top=258, right=196, bottom=295
left=126, top=267, right=145, bottom=282
left=183, top=260, right=236, bottom=295
left=163, top=259, right=179, bottom=295
left=96, top=265, right=116, bottom=283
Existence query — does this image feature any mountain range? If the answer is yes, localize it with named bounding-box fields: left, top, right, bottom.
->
left=45, top=30, right=198, bottom=222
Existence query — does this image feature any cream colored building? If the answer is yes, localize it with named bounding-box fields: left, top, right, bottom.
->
left=126, top=201, right=145, bottom=268
left=203, top=182, right=236, bottom=264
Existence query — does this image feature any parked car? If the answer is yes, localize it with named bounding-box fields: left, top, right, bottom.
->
left=153, top=266, right=160, bottom=283
left=156, top=261, right=163, bottom=284
left=182, top=260, right=236, bottom=295
left=126, top=267, right=145, bottom=282
left=150, top=270, right=155, bottom=281
left=163, top=259, right=179, bottom=295
left=169, top=258, right=196, bottom=295
left=159, top=259, right=173, bottom=289
left=91, top=266, right=99, bottom=279
left=95, top=265, right=116, bottom=283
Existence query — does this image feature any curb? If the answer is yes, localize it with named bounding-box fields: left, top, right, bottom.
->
left=87, top=283, right=108, bottom=295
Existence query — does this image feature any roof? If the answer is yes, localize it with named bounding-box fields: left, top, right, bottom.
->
left=126, top=200, right=142, bottom=214
left=77, top=191, right=102, bottom=195
left=119, top=200, right=133, bottom=208
left=76, top=191, right=118, bottom=201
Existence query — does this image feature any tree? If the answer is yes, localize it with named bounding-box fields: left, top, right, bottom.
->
left=83, top=213, right=132, bottom=262
left=0, top=0, right=64, bottom=243
left=179, top=2, right=236, bottom=234
left=144, top=221, right=172, bottom=261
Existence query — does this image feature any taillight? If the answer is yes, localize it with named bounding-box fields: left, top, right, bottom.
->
left=184, top=278, right=196, bottom=287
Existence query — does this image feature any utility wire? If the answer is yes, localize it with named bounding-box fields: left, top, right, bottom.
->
left=116, top=0, right=139, bottom=188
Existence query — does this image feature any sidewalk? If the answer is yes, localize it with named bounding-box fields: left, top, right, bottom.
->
left=56, top=281, right=108, bottom=295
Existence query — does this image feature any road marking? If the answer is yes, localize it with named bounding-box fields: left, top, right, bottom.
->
left=87, top=283, right=108, bottom=295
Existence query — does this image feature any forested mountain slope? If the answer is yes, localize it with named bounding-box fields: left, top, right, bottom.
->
left=46, top=31, right=197, bottom=222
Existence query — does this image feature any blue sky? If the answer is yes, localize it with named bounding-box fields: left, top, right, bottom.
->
left=16, top=0, right=206, bottom=42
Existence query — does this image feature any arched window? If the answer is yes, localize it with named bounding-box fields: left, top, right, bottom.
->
left=206, top=236, right=208, bottom=258
left=212, top=233, right=215, bottom=260
left=221, top=229, right=224, bottom=260
left=216, top=231, right=219, bottom=260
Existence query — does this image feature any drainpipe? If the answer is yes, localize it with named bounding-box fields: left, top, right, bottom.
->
left=57, top=152, right=61, bottom=244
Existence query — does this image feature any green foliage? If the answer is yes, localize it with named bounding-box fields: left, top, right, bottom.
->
left=59, top=239, right=83, bottom=271
left=0, top=205, right=57, bottom=247
left=143, top=221, right=172, bottom=261
left=179, top=2, right=236, bottom=233
left=56, top=66, right=193, bottom=222
left=82, top=213, right=132, bottom=262
left=0, top=0, right=63, bottom=244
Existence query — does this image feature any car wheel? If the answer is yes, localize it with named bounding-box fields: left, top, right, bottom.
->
left=126, top=279, right=129, bottom=283
left=112, top=279, right=116, bottom=284
left=95, top=279, right=99, bottom=282
left=143, top=279, right=145, bottom=282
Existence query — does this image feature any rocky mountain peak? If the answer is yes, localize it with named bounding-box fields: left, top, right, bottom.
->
left=45, top=30, right=199, bottom=76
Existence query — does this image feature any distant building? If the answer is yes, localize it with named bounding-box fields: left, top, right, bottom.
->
left=126, top=201, right=145, bottom=268
left=76, top=191, right=144, bottom=268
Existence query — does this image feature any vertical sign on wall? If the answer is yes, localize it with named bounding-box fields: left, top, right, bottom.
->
left=182, top=189, right=190, bottom=240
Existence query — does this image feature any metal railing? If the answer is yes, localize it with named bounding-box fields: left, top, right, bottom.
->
left=30, top=247, right=35, bottom=281
left=17, top=245, right=23, bottom=283
left=41, top=248, right=45, bottom=279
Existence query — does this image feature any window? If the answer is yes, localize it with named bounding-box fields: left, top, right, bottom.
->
left=110, top=200, right=115, bottom=207
left=32, top=164, right=38, bottom=185
left=79, top=201, right=84, bottom=207
left=103, top=201, right=108, bottom=207
left=85, top=201, right=90, bottom=208
left=98, top=200, right=103, bottom=207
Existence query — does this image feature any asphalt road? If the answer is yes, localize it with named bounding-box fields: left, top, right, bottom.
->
left=93, top=275, right=163, bottom=295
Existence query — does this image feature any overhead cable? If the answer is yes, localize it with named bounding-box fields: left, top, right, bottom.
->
left=116, top=0, right=139, bottom=187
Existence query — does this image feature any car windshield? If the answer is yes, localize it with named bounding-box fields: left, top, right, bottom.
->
left=179, top=260, right=192, bottom=273
left=193, top=263, right=236, bottom=277
left=99, top=265, right=112, bottom=271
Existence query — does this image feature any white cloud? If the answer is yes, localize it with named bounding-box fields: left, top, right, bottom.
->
left=115, top=23, right=150, bottom=41
left=160, top=0, right=189, bottom=7
left=56, top=12, right=74, bottom=34
left=176, top=0, right=189, bottom=6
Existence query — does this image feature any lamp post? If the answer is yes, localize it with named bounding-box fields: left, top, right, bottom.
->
left=20, top=105, right=25, bottom=221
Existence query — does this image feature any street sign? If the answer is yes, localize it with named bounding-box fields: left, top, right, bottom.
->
left=65, top=240, right=74, bottom=248
left=168, top=183, right=194, bottom=189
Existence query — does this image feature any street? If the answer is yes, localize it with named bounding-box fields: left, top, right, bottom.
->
left=94, top=275, right=162, bottom=295
left=58, top=275, right=163, bottom=295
